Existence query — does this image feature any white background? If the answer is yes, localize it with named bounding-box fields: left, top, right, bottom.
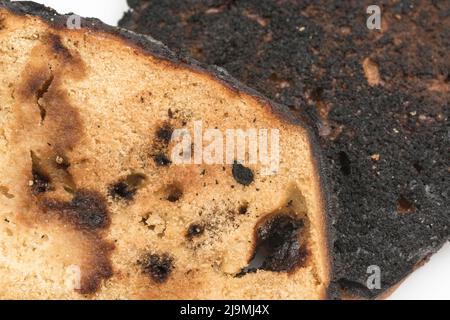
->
left=20, top=0, right=449, bottom=300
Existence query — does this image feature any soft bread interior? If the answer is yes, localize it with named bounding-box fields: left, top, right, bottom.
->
left=0, top=7, right=330, bottom=299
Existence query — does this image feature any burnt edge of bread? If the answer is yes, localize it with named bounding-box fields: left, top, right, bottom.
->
left=0, top=0, right=335, bottom=299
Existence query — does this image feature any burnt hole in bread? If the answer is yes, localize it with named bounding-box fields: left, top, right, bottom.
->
left=396, top=195, right=416, bottom=214
left=232, top=161, right=254, bottom=186
left=31, top=168, right=51, bottom=195
left=140, top=253, right=174, bottom=283
left=35, top=74, right=54, bottom=122
left=186, top=223, right=205, bottom=240
left=109, top=173, right=147, bottom=201
left=43, top=190, right=110, bottom=230
left=153, top=153, right=172, bottom=166
left=30, top=151, right=77, bottom=195
left=54, top=154, right=71, bottom=170
left=238, top=214, right=308, bottom=276
left=338, top=151, right=351, bottom=176
left=238, top=202, right=249, bottom=215
left=165, top=184, right=183, bottom=202
left=30, top=151, right=52, bottom=195
left=110, top=182, right=132, bottom=200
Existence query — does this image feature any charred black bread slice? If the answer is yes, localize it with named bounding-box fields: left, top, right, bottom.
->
left=120, top=0, right=450, bottom=299
left=0, top=1, right=333, bottom=299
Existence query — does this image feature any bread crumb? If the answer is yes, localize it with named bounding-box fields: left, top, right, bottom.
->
left=362, top=57, right=380, bottom=86
left=55, top=156, right=64, bottom=164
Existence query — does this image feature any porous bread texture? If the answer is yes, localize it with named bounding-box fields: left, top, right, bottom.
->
left=0, top=5, right=330, bottom=299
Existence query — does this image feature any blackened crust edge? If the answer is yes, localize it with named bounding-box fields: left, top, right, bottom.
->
left=0, top=0, right=336, bottom=299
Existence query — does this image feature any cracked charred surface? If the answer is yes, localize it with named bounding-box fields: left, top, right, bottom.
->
left=121, top=0, right=450, bottom=298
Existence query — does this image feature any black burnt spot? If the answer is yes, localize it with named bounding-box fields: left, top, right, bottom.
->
left=153, top=153, right=172, bottom=166
left=30, top=151, right=52, bottom=195
left=232, top=161, right=254, bottom=186
left=338, top=151, right=351, bottom=176
left=31, top=166, right=51, bottom=195
left=238, top=214, right=308, bottom=276
left=47, top=34, right=73, bottom=60
left=66, top=191, right=109, bottom=229
left=140, top=253, right=174, bottom=283
left=165, top=184, right=183, bottom=202
left=109, top=173, right=147, bottom=201
left=156, top=123, right=174, bottom=145
left=152, top=122, right=174, bottom=167
left=186, top=223, right=205, bottom=240
left=109, top=182, right=132, bottom=200
left=238, top=202, right=249, bottom=215
left=44, top=190, right=110, bottom=230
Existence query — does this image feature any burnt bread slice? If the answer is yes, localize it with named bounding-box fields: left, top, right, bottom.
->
left=0, top=1, right=333, bottom=299
left=120, top=0, right=450, bottom=298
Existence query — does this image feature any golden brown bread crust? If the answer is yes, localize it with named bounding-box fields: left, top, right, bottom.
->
left=0, top=1, right=334, bottom=299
